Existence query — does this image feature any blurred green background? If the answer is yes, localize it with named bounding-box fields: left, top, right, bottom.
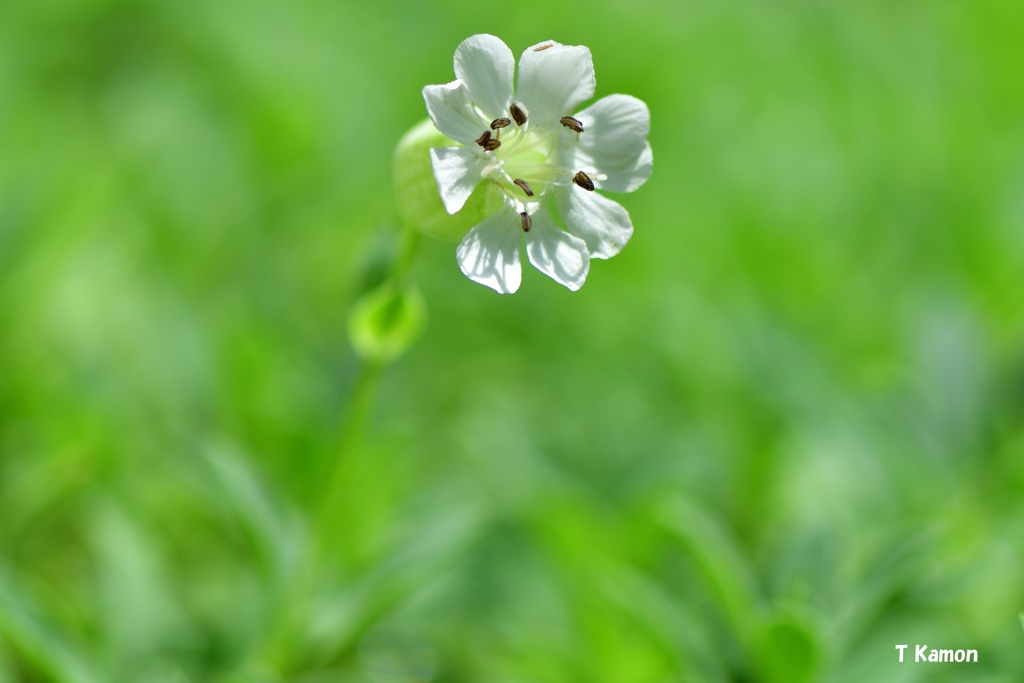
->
left=1, top=0, right=1023, bottom=681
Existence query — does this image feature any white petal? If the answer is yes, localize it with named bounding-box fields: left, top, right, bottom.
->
left=575, top=94, right=650, bottom=169
left=576, top=141, right=653, bottom=193
left=454, top=34, right=514, bottom=120
left=525, top=210, right=590, bottom=291
left=423, top=80, right=489, bottom=146
left=429, top=146, right=489, bottom=214
left=555, top=186, right=633, bottom=259
left=515, top=41, right=595, bottom=132
left=456, top=203, right=523, bottom=294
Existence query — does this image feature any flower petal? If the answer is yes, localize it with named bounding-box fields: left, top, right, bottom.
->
left=575, top=94, right=650, bottom=169
left=423, top=80, right=489, bottom=146
left=429, top=146, right=490, bottom=214
left=525, top=210, right=590, bottom=291
left=456, top=203, right=523, bottom=294
left=576, top=141, right=653, bottom=193
left=555, top=186, right=633, bottom=259
left=515, top=41, right=595, bottom=132
left=454, top=34, right=514, bottom=121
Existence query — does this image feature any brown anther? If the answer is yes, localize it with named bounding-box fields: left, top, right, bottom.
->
left=520, top=211, right=532, bottom=232
left=572, top=171, right=595, bottom=191
left=510, top=102, right=528, bottom=126
left=533, top=44, right=553, bottom=52
left=482, top=138, right=501, bottom=152
left=490, top=117, right=511, bottom=130
left=560, top=116, right=584, bottom=133
left=513, top=178, right=534, bottom=196
left=475, top=131, right=492, bottom=147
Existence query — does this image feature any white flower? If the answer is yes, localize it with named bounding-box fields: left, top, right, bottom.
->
left=422, top=34, right=652, bottom=293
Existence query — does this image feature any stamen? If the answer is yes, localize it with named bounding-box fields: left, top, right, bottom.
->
left=510, top=102, right=528, bottom=127
left=572, top=171, right=595, bottom=191
left=560, top=116, right=583, bottom=133
left=482, top=138, right=501, bottom=152
left=513, top=178, right=535, bottom=196
left=475, top=131, right=492, bottom=147
left=533, top=44, right=553, bottom=52
left=490, top=117, right=511, bottom=130
left=520, top=211, right=532, bottom=232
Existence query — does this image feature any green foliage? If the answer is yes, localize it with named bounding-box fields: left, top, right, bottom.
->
left=1, top=0, right=1023, bottom=681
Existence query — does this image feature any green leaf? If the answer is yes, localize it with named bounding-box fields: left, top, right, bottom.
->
left=751, top=608, right=822, bottom=683
left=0, top=562, right=103, bottom=683
left=658, top=499, right=761, bottom=636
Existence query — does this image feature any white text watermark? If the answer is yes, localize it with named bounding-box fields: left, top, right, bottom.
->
left=896, top=644, right=978, bottom=663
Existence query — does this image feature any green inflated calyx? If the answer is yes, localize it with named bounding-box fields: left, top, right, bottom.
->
left=393, top=118, right=491, bottom=242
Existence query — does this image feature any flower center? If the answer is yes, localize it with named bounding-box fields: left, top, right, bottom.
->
left=470, top=103, right=598, bottom=210
left=492, top=126, right=563, bottom=199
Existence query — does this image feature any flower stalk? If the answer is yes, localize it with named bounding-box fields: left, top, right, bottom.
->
left=255, top=33, right=652, bottom=675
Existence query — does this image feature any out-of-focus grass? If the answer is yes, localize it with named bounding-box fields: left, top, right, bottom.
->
left=1, top=0, right=1023, bottom=681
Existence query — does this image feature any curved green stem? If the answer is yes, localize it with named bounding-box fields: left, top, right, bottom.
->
left=315, top=224, right=421, bottom=550
left=391, top=224, right=421, bottom=291
left=314, top=356, right=383, bottom=564
left=254, top=224, right=422, bottom=674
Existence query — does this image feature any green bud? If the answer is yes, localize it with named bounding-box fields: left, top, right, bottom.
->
left=347, top=283, right=427, bottom=364
left=393, top=118, right=489, bottom=242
